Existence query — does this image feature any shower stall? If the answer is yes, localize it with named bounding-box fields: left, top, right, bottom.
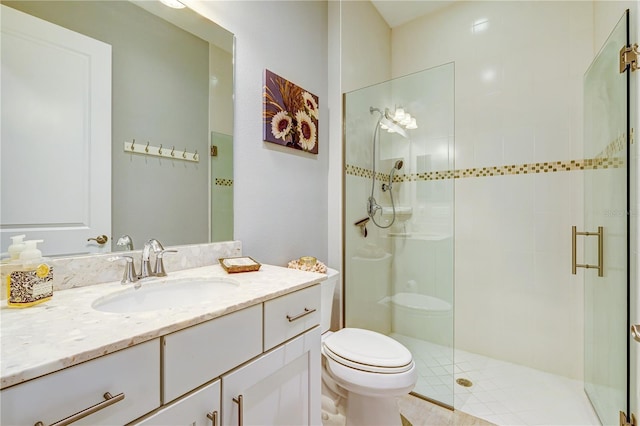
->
left=341, top=2, right=635, bottom=425
left=343, top=63, right=456, bottom=406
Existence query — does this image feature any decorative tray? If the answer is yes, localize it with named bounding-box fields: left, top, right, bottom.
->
left=219, top=256, right=261, bottom=273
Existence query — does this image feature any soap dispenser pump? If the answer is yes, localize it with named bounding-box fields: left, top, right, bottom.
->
left=7, top=234, right=26, bottom=261
left=19, top=240, right=44, bottom=264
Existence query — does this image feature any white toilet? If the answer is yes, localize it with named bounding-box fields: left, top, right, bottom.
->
left=321, top=268, right=417, bottom=426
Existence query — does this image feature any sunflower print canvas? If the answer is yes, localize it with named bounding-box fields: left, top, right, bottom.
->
left=263, top=69, right=319, bottom=154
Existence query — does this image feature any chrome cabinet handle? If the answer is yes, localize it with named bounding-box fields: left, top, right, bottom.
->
left=571, top=226, right=604, bottom=277
left=286, top=307, right=316, bottom=322
left=233, top=395, right=243, bottom=426
left=206, top=410, right=218, bottom=426
left=34, top=392, right=124, bottom=426
left=632, top=325, right=640, bottom=343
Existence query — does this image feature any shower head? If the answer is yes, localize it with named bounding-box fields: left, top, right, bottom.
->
left=382, top=160, right=404, bottom=192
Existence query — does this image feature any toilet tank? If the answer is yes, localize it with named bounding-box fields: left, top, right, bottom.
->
left=321, top=268, right=339, bottom=333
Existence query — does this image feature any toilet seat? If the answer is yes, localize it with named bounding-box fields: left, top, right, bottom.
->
left=322, top=328, right=413, bottom=373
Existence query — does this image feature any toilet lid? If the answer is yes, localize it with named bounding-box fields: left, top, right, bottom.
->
left=322, top=328, right=413, bottom=373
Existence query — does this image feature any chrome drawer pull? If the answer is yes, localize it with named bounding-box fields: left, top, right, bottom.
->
left=206, top=410, right=218, bottom=425
left=34, top=392, right=125, bottom=426
left=233, top=395, right=243, bottom=426
left=286, top=307, right=316, bottom=322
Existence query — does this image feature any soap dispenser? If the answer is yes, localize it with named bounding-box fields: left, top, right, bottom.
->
left=7, top=234, right=26, bottom=261
left=7, top=240, right=53, bottom=308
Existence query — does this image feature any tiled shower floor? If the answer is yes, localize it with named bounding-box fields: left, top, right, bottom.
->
left=391, top=333, right=601, bottom=426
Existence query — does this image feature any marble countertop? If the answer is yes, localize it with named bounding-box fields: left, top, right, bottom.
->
left=0, top=264, right=326, bottom=390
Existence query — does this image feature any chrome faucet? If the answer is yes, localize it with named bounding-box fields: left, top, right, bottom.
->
left=140, top=239, right=164, bottom=279
left=111, top=239, right=176, bottom=285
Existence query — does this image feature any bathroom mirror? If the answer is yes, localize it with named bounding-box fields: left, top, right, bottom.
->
left=1, top=0, right=234, bottom=256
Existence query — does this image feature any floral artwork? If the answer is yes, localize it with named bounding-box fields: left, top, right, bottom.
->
left=263, top=69, right=319, bottom=154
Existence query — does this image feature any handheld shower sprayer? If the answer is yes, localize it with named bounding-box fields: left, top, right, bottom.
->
left=382, top=160, right=404, bottom=192
left=366, top=106, right=405, bottom=229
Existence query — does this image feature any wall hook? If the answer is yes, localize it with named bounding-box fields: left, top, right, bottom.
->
left=130, top=139, right=136, bottom=151
left=122, top=141, right=199, bottom=163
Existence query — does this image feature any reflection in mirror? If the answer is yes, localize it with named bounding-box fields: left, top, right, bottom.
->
left=0, top=0, right=234, bottom=257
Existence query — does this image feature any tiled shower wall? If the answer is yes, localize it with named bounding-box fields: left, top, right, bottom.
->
left=390, top=1, right=598, bottom=380
left=340, top=0, right=636, bottom=383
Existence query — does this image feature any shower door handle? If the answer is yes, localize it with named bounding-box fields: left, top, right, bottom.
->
left=571, top=226, right=603, bottom=277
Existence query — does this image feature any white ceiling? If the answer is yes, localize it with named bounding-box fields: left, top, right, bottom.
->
left=370, top=0, right=456, bottom=28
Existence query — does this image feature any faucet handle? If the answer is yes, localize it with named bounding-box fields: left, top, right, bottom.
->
left=108, top=255, right=138, bottom=285
left=153, top=249, right=178, bottom=277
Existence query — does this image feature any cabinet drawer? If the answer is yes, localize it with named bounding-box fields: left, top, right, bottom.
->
left=163, top=304, right=262, bottom=403
left=0, top=339, right=160, bottom=426
left=136, top=380, right=220, bottom=426
left=264, top=285, right=320, bottom=351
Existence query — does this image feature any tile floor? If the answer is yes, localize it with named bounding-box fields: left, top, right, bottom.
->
left=392, top=333, right=601, bottom=425
left=397, top=394, right=494, bottom=426
left=322, top=393, right=493, bottom=426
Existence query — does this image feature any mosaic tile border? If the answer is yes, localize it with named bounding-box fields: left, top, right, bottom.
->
left=596, top=132, right=626, bottom=160
left=346, top=157, right=625, bottom=182
left=215, top=178, right=234, bottom=187
left=347, top=133, right=628, bottom=182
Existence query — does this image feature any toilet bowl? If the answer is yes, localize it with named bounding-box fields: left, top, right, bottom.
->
left=321, top=269, right=417, bottom=425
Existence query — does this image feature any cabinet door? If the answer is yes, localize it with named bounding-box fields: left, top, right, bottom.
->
left=221, top=327, right=321, bottom=426
left=136, top=380, right=220, bottom=426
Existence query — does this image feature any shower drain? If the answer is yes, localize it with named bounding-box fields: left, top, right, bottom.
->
left=456, top=378, right=473, bottom=387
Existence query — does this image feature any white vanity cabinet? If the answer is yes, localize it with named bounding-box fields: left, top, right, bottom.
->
left=136, top=380, right=220, bottom=426
left=221, top=327, right=321, bottom=426
left=0, top=280, right=323, bottom=426
left=0, top=339, right=160, bottom=426
left=222, top=286, right=322, bottom=426
left=162, top=304, right=262, bottom=403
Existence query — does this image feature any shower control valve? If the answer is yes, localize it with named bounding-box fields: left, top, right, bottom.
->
left=367, top=197, right=381, bottom=217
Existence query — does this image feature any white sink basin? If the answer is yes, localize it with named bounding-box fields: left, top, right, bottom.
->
left=92, top=277, right=240, bottom=313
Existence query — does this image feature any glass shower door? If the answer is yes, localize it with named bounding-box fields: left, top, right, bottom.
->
left=343, top=63, right=455, bottom=407
left=582, top=11, right=629, bottom=425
